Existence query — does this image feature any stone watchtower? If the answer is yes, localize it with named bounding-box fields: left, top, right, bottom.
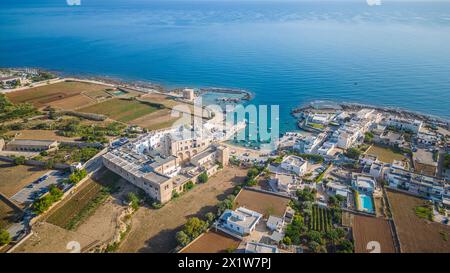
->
left=216, top=145, right=229, bottom=167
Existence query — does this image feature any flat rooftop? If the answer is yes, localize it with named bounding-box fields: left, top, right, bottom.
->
left=7, top=139, right=57, bottom=146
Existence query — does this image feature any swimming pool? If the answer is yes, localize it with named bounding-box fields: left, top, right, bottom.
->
left=357, top=192, right=375, bottom=214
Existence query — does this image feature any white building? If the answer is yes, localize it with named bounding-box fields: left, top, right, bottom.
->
left=275, top=174, right=298, bottom=193
left=318, top=141, right=335, bottom=156
left=385, top=165, right=448, bottom=203
left=280, top=155, right=308, bottom=176
left=245, top=242, right=279, bottom=253
left=369, top=160, right=384, bottom=179
left=326, top=181, right=350, bottom=199
left=309, top=113, right=330, bottom=125
left=297, top=133, right=326, bottom=154
left=266, top=215, right=284, bottom=232
left=352, top=173, right=376, bottom=193
left=387, top=117, right=422, bottom=133
left=218, top=207, right=262, bottom=236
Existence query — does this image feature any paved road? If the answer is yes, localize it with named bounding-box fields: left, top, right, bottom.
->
left=10, top=170, right=68, bottom=206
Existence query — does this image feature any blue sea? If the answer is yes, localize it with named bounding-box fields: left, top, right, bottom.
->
left=1, top=0, right=450, bottom=132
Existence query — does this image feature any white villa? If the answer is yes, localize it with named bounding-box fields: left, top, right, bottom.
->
left=352, top=173, right=376, bottom=193
left=217, top=207, right=262, bottom=237
left=387, top=117, right=423, bottom=133
left=280, top=155, right=308, bottom=176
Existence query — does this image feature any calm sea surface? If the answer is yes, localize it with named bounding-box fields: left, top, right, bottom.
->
left=1, top=0, right=450, bottom=132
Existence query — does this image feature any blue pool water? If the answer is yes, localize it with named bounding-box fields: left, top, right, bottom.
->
left=358, top=193, right=375, bottom=214
left=1, top=0, right=450, bottom=133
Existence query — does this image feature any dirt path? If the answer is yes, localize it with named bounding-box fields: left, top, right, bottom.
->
left=118, top=166, right=247, bottom=253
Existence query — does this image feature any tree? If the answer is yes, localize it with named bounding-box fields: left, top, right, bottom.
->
left=345, top=148, right=361, bottom=160
left=307, top=230, right=324, bottom=245
left=68, top=168, right=87, bottom=184
left=176, top=231, right=190, bottom=247
left=246, top=178, right=257, bottom=187
left=172, top=190, right=180, bottom=199
left=0, top=229, right=11, bottom=246
left=336, top=239, right=354, bottom=253
left=197, top=172, right=208, bottom=183
left=205, top=212, right=215, bottom=224
left=184, top=181, right=194, bottom=191
left=364, top=132, right=374, bottom=143
left=282, top=236, right=292, bottom=245
left=217, top=199, right=234, bottom=215
left=296, top=188, right=316, bottom=203
left=183, top=217, right=208, bottom=240
left=247, top=167, right=260, bottom=179
left=325, top=229, right=339, bottom=250
left=328, top=195, right=340, bottom=207
left=14, top=156, right=26, bottom=165
left=308, top=241, right=326, bottom=253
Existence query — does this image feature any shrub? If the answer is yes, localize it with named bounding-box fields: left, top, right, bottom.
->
left=415, top=205, right=433, bottom=221
left=14, top=156, right=26, bottom=165
left=0, top=229, right=11, bottom=246
left=172, top=190, right=180, bottom=199
left=183, top=217, right=208, bottom=240
left=176, top=230, right=191, bottom=247
left=127, top=192, right=140, bottom=210
left=205, top=212, right=216, bottom=224
left=68, top=168, right=87, bottom=184
left=197, top=172, right=208, bottom=183
left=184, top=181, right=194, bottom=191
left=282, top=236, right=292, bottom=245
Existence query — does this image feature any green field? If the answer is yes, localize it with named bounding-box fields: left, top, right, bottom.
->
left=79, top=98, right=160, bottom=123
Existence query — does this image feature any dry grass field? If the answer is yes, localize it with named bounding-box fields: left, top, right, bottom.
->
left=366, top=145, right=407, bottom=164
left=387, top=189, right=450, bottom=252
left=78, top=98, right=160, bottom=123
left=0, top=162, right=47, bottom=198
left=6, top=81, right=109, bottom=109
left=352, top=215, right=396, bottom=253
left=140, top=93, right=179, bottom=108
left=180, top=230, right=241, bottom=253
left=118, top=166, right=247, bottom=253
left=414, top=162, right=436, bottom=177
left=0, top=199, right=21, bottom=230
left=48, top=94, right=95, bottom=110
left=234, top=189, right=290, bottom=218
left=8, top=129, right=78, bottom=142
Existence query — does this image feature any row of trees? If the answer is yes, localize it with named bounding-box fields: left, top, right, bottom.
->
left=32, top=185, right=64, bottom=214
